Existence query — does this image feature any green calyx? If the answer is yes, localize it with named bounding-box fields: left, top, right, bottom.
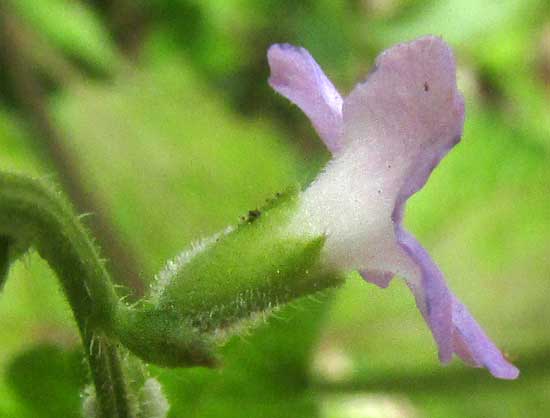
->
left=115, top=305, right=219, bottom=368
left=116, top=188, right=345, bottom=368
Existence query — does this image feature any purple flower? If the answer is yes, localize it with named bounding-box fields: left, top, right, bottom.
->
left=268, top=36, right=519, bottom=379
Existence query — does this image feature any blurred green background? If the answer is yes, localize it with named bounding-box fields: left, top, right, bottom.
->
left=0, top=0, right=549, bottom=417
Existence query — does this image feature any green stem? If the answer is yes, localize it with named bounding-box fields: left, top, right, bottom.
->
left=107, top=343, right=134, bottom=418
left=88, top=334, right=119, bottom=417
left=0, top=172, right=132, bottom=418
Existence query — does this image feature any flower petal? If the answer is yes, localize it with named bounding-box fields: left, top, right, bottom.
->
left=338, top=36, right=465, bottom=363
left=268, top=44, right=344, bottom=152
left=342, top=36, right=464, bottom=201
left=396, top=229, right=454, bottom=363
left=397, top=231, right=518, bottom=379
left=452, top=296, right=520, bottom=379
left=452, top=327, right=481, bottom=367
left=360, top=270, right=393, bottom=288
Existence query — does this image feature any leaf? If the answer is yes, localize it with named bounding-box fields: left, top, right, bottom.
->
left=12, top=0, right=121, bottom=74
left=6, top=344, right=86, bottom=418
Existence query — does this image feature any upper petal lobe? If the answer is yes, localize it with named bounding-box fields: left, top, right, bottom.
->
left=268, top=44, right=344, bottom=152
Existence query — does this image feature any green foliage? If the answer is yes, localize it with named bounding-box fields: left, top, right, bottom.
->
left=6, top=345, right=85, bottom=418
left=0, top=111, right=44, bottom=175
left=9, top=0, right=120, bottom=74
left=369, top=0, right=538, bottom=47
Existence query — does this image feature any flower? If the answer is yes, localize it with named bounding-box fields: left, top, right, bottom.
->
left=268, top=36, right=519, bottom=379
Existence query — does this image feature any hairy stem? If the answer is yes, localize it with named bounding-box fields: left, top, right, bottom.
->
left=0, top=172, right=133, bottom=418
left=107, top=343, right=135, bottom=418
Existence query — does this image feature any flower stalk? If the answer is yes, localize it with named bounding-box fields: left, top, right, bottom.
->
left=0, top=172, right=133, bottom=418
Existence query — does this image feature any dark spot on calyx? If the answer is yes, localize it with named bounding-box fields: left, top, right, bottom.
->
left=423, top=81, right=429, bottom=92
left=246, top=209, right=261, bottom=223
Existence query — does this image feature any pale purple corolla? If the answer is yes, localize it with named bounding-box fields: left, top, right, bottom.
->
left=268, top=36, right=519, bottom=379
